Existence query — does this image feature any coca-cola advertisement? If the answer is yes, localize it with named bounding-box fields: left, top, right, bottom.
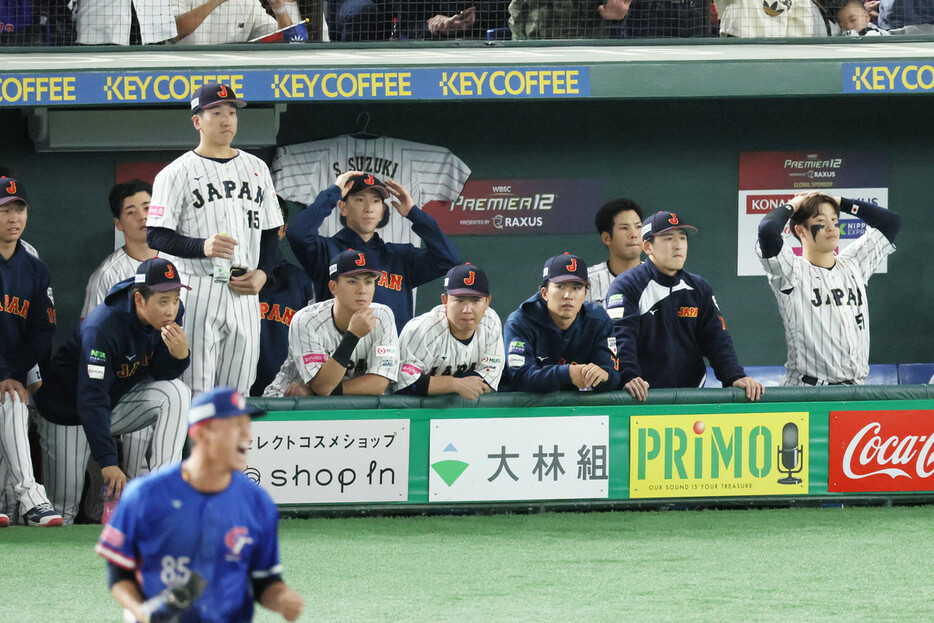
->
left=829, top=410, right=934, bottom=492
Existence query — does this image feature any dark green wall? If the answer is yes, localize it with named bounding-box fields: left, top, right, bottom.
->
left=2, top=94, right=928, bottom=366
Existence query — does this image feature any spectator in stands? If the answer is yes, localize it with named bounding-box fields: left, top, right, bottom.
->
left=73, top=0, right=176, bottom=44
left=250, top=199, right=315, bottom=397
left=878, top=0, right=934, bottom=30
left=607, top=211, right=762, bottom=402
left=170, top=0, right=301, bottom=43
left=588, top=198, right=643, bottom=308
left=509, top=0, right=630, bottom=39
left=396, top=0, right=508, bottom=39
left=327, top=0, right=392, bottom=40
left=501, top=253, right=619, bottom=393
left=622, top=0, right=712, bottom=38
left=837, top=0, right=887, bottom=35
left=716, top=0, right=836, bottom=36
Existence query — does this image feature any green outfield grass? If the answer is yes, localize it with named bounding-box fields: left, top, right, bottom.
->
left=2, top=505, right=933, bottom=622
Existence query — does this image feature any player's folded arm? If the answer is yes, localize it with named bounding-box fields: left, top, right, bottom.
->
left=756, top=203, right=793, bottom=259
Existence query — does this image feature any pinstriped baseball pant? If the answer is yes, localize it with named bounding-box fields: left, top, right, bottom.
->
left=0, top=396, right=52, bottom=515
left=38, top=379, right=190, bottom=525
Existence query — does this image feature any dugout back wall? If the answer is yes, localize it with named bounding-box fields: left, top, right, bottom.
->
left=1, top=93, right=929, bottom=365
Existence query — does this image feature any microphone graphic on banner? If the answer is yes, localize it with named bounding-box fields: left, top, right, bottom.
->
left=776, top=422, right=804, bottom=485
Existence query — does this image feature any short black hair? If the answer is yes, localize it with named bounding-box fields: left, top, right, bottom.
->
left=109, top=179, right=153, bottom=219
left=131, top=285, right=156, bottom=302
left=594, top=198, right=644, bottom=237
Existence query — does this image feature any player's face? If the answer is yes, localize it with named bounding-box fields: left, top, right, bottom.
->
left=331, top=273, right=378, bottom=313
left=0, top=201, right=27, bottom=245
left=645, top=230, right=688, bottom=276
left=541, top=281, right=587, bottom=328
left=339, top=190, right=386, bottom=235
left=442, top=293, right=490, bottom=339
left=604, top=210, right=643, bottom=261
left=193, top=104, right=239, bottom=147
left=135, top=289, right=181, bottom=329
left=838, top=3, right=870, bottom=31
left=203, top=414, right=252, bottom=472
left=114, top=191, right=151, bottom=246
left=800, top=202, right=840, bottom=254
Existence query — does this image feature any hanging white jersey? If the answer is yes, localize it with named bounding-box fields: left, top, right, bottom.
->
left=81, top=248, right=144, bottom=318
left=271, top=135, right=471, bottom=245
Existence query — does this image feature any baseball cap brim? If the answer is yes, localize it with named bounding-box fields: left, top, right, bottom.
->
left=331, top=268, right=382, bottom=279
left=198, top=99, right=246, bottom=111
left=0, top=196, right=28, bottom=208
left=446, top=287, right=489, bottom=296
left=149, top=282, right=192, bottom=292
left=343, top=187, right=390, bottom=201
left=548, top=275, right=589, bottom=285
left=648, top=224, right=698, bottom=239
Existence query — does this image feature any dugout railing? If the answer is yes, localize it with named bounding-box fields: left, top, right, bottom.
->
left=248, top=385, right=934, bottom=517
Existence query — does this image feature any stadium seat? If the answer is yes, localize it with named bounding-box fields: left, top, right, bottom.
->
left=866, top=364, right=898, bottom=385
left=897, top=363, right=934, bottom=385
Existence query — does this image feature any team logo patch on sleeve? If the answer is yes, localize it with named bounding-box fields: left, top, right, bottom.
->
left=607, top=337, right=617, bottom=355
left=480, top=354, right=503, bottom=369
left=302, top=353, right=327, bottom=365
left=88, top=364, right=106, bottom=380
left=47, top=287, right=55, bottom=305
left=607, top=293, right=624, bottom=308
left=507, top=354, right=525, bottom=368
left=607, top=307, right=625, bottom=319
left=100, top=524, right=125, bottom=548
left=376, top=345, right=397, bottom=358
left=149, top=206, right=165, bottom=217
left=401, top=363, right=422, bottom=376
left=508, top=340, right=526, bottom=354
left=89, top=350, right=107, bottom=364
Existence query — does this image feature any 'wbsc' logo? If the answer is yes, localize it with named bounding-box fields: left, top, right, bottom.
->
left=629, top=413, right=808, bottom=499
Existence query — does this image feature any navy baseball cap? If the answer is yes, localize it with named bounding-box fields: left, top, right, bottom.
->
left=188, top=387, right=264, bottom=427
left=444, top=263, right=490, bottom=296
left=329, top=249, right=381, bottom=280
left=642, top=211, right=697, bottom=241
left=0, top=177, right=28, bottom=208
left=190, top=82, right=246, bottom=114
left=134, top=258, right=192, bottom=292
left=342, top=174, right=390, bottom=201
left=542, top=253, right=589, bottom=285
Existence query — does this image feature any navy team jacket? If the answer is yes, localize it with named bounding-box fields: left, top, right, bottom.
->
left=36, top=278, right=189, bottom=468
left=501, top=293, right=620, bottom=393
left=0, top=242, right=55, bottom=383
left=286, top=185, right=460, bottom=331
left=606, top=260, right=745, bottom=389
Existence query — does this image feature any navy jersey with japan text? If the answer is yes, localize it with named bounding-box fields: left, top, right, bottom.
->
left=0, top=241, right=56, bottom=383
left=606, top=260, right=745, bottom=389
left=286, top=185, right=459, bottom=330
left=35, top=278, right=189, bottom=467
left=501, top=293, right=620, bottom=392
left=95, top=464, right=282, bottom=623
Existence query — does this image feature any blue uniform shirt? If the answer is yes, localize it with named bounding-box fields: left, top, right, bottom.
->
left=250, top=258, right=316, bottom=396
left=286, top=184, right=460, bottom=330
left=95, top=464, right=282, bottom=623
left=36, top=278, right=189, bottom=467
left=606, top=260, right=745, bottom=389
left=0, top=241, right=56, bottom=383
left=501, top=293, right=620, bottom=393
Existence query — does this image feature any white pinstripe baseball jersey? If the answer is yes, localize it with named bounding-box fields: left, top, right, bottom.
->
left=263, top=300, right=399, bottom=396
left=587, top=261, right=613, bottom=308
left=271, top=136, right=471, bottom=245
left=80, top=248, right=142, bottom=318
left=757, top=227, right=895, bottom=385
left=395, top=304, right=505, bottom=392
left=148, top=150, right=283, bottom=276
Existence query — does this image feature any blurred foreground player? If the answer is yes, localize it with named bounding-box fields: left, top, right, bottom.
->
left=95, top=387, right=304, bottom=622
left=756, top=192, right=900, bottom=385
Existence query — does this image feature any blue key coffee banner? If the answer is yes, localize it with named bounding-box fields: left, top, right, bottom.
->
left=0, top=67, right=590, bottom=107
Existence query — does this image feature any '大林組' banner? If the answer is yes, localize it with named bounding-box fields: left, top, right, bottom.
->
left=0, top=67, right=590, bottom=107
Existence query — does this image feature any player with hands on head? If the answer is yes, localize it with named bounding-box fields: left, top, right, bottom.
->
left=264, top=249, right=399, bottom=397
left=395, top=263, right=504, bottom=400
left=147, top=83, right=283, bottom=395
left=501, top=253, right=620, bottom=393
left=0, top=177, right=62, bottom=527
left=96, top=387, right=304, bottom=623
left=35, top=258, right=192, bottom=524
left=588, top=198, right=644, bottom=307
left=756, top=191, right=900, bottom=386
left=607, top=211, right=763, bottom=402
left=287, top=169, right=459, bottom=331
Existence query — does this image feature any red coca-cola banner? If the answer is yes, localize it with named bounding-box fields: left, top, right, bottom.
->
left=829, top=410, right=934, bottom=492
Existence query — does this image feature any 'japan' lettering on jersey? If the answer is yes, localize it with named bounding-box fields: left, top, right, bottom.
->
left=271, top=136, right=471, bottom=245
left=148, top=150, right=283, bottom=277
left=757, top=226, right=894, bottom=385
left=263, top=300, right=399, bottom=396
left=96, top=465, right=282, bottom=623
left=395, top=304, right=505, bottom=391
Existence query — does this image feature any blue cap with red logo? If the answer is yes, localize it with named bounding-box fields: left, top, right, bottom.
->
left=0, top=177, right=28, bottom=208
left=641, top=211, right=698, bottom=241
left=444, top=263, right=490, bottom=296
left=328, top=249, right=381, bottom=280
left=134, top=258, right=191, bottom=292
left=188, top=386, right=264, bottom=427
left=542, top=253, right=589, bottom=285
